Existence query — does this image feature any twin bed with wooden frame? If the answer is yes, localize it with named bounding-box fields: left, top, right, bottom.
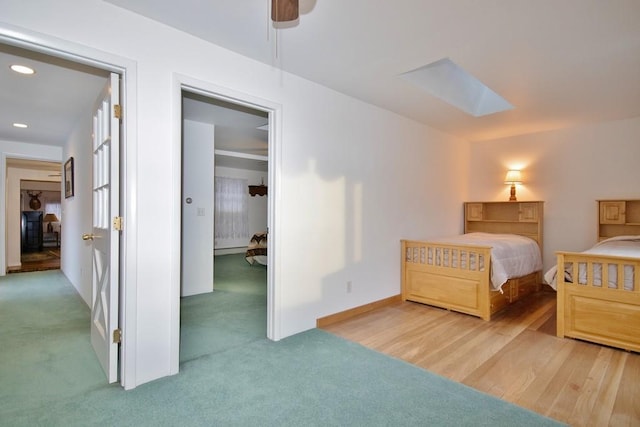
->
left=551, top=199, right=640, bottom=352
left=401, top=199, right=640, bottom=352
left=401, top=201, right=544, bottom=321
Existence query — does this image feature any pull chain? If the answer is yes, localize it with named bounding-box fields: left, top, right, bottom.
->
left=268, top=0, right=279, bottom=60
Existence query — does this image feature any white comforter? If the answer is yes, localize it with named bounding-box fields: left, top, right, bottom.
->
left=431, top=232, right=543, bottom=292
left=544, top=235, right=640, bottom=290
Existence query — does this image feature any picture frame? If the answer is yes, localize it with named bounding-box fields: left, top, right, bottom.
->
left=64, top=157, right=74, bottom=198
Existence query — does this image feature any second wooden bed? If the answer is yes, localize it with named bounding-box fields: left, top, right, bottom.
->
left=402, top=201, right=544, bottom=321
left=553, top=199, right=640, bottom=352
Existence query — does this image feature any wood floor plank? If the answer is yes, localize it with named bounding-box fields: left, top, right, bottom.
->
left=526, top=295, right=556, bottom=332
left=512, top=336, right=577, bottom=412
left=535, top=310, right=557, bottom=336
left=422, top=321, right=519, bottom=381
left=418, top=293, right=556, bottom=381
left=321, top=291, right=640, bottom=426
left=568, top=347, right=616, bottom=426
left=380, top=315, right=467, bottom=362
left=525, top=339, right=600, bottom=421
left=465, top=330, right=566, bottom=401
left=585, top=350, right=627, bottom=427
left=610, top=352, right=640, bottom=426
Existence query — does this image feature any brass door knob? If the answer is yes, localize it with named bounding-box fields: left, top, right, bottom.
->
left=82, top=233, right=95, bottom=241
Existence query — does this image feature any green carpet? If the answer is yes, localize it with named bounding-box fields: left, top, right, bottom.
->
left=0, top=257, right=563, bottom=426
left=180, top=254, right=267, bottom=362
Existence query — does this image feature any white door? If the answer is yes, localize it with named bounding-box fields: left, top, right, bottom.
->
left=86, top=72, right=121, bottom=383
left=181, top=120, right=215, bottom=296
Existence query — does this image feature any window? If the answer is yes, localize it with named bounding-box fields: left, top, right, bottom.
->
left=214, top=177, right=249, bottom=240
left=44, top=202, right=61, bottom=220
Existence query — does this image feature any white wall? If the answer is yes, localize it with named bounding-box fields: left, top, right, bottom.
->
left=468, top=117, right=640, bottom=271
left=214, top=165, right=268, bottom=252
left=58, top=111, right=97, bottom=306
left=181, top=119, right=214, bottom=296
left=1, top=0, right=469, bottom=387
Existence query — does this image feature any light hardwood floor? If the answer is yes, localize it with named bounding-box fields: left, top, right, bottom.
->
left=321, top=290, right=640, bottom=427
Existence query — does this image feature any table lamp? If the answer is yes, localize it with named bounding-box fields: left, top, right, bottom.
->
left=504, top=170, right=522, bottom=201
left=43, top=213, right=59, bottom=233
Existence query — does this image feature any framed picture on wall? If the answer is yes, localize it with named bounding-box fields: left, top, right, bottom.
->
left=64, top=157, right=74, bottom=198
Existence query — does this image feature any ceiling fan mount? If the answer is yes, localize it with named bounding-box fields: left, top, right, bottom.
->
left=271, top=0, right=299, bottom=22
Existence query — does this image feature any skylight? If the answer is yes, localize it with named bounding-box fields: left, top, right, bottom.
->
left=399, top=58, right=513, bottom=117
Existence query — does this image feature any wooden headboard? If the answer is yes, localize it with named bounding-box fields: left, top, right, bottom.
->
left=598, top=199, right=640, bottom=241
left=464, top=201, right=544, bottom=251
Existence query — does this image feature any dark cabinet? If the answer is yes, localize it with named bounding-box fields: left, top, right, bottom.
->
left=22, top=211, right=43, bottom=252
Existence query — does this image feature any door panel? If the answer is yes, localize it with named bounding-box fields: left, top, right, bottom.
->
left=90, top=72, right=121, bottom=383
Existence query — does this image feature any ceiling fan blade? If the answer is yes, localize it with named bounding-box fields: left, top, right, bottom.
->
left=271, top=0, right=299, bottom=22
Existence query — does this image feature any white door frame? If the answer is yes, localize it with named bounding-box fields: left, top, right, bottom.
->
left=170, top=74, right=282, bottom=374
left=0, top=23, right=139, bottom=390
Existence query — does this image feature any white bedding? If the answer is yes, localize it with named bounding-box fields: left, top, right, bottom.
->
left=544, top=235, right=640, bottom=290
left=430, top=232, right=543, bottom=292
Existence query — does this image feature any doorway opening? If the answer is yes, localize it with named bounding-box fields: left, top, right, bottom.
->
left=2, top=157, right=63, bottom=273
left=0, top=31, right=135, bottom=388
left=14, top=176, right=62, bottom=273
left=179, top=89, right=270, bottom=363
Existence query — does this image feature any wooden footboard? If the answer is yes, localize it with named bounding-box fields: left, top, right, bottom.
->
left=401, top=240, right=541, bottom=321
left=556, top=252, right=640, bottom=352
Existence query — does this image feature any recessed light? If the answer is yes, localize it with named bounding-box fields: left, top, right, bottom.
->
left=13, top=123, right=28, bottom=128
left=10, top=64, right=35, bottom=75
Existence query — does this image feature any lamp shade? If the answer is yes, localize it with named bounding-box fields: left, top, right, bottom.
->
left=504, top=170, right=522, bottom=184
left=43, top=213, right=59, bottom=223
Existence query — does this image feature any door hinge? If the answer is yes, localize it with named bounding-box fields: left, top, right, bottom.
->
left=113, top=328, right=122, bottom=344
left=113, top=104, right=122, bottom=120
left=113, top=216, right=123, bottom=231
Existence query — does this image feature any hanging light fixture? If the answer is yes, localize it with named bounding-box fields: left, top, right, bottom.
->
left=272, top=0, right=299, bottom=22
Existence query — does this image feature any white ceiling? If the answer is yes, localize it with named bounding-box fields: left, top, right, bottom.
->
left=2, top=1, right=639, bottom=155
left=183, top=92, right=269, bottom=171
left=0, top=45, right=269, bottom=170
left=0, top=44, right=109, bottom=146
left=104, top=0, right=640, bottom=142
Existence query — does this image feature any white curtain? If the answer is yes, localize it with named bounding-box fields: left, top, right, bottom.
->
left=44, top=201, right=61, bottom=220
left=214, top=176, right=249, bottom=240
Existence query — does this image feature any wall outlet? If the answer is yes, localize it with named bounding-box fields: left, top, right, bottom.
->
left=346, top=281, right=352, bottom=293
